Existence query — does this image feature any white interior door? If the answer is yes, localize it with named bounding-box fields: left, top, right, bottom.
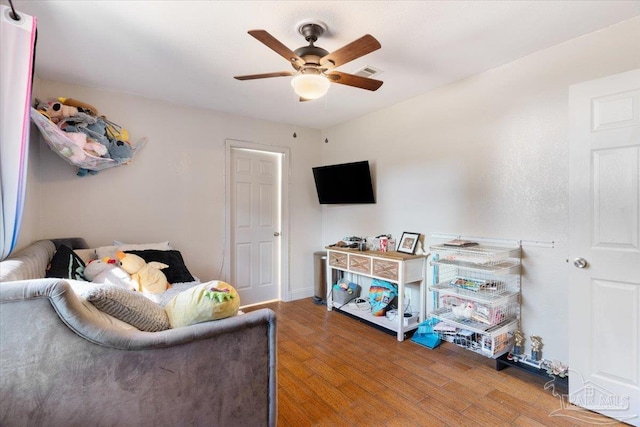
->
left=569, top=68, right=640, bottom=426
left=228, top=145, right=283, bottom=306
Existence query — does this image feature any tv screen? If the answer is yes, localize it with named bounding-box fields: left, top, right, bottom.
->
left=312, top=161, right=375, bottom=204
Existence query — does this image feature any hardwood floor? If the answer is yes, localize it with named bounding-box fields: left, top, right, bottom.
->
left=247, top=298, right=625, bottom=427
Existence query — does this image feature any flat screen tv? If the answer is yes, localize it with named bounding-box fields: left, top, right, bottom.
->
left=312, top=160, right=375, bottom=204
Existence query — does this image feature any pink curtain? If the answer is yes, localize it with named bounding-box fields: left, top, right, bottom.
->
left=0, top=4, right=37, bottom=259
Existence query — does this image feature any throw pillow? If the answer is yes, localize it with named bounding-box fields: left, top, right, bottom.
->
left=45, top=245, right=86, bottom=281
left=124, top=250, right=195, bottom=283
left=74, top=248, right=97, bottom=264
left=84, top=285, right=171, bottom=332
left=114, top=241, right=172, bottom=251
left=96, top=242, right=172, bottom=260
left=164, top=281, right=240, bottom=328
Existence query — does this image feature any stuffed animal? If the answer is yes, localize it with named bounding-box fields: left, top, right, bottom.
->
left=45, top=101, right=78, bottom=124
left=61, top=113, right=133, bottom=164
left=116, top=251, right=170, bottom=293
left=104, top=118, right=130, bottom=143
left=164, top=281, right=240, bottom=328
left=84, top=257, right=135, bottom=290
left=58, top=137, right=88, bottom=164
left=108, top=139, right=134, bottom=164
left=65, top=130, right=108, bottom=157
left=58, top=97, right=98, bottom=116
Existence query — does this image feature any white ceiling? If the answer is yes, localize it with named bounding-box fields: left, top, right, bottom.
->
left=15, top=1, right=640, bottom=130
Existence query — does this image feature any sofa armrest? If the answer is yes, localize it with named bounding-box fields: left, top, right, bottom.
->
left=0, top=279, right=277, bottom=426
left=0, top=240, right=55, bottom=282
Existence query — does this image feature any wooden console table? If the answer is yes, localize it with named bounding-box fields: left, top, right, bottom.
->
left=325, top=247, right=426, bottom=341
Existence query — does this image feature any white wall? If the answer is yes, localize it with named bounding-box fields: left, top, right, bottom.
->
left=25, top=81, right=323, bottom=300
left=320, top=17, right=640, bottom=362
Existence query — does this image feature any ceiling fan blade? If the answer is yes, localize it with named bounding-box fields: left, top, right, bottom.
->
left=326, top=71, right=383, bottom=91
left=234, top=71, right=295, bottom=80
left=320, top=34, right=381, bottom=68
left=299, top=97, right=312, bottom=102
left=248, top=30, right=304, bottom=68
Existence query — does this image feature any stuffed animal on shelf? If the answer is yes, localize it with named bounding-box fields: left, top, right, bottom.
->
left=84, top=257, right=135, bottom=290
left=116, top=251, right=170, bottom=294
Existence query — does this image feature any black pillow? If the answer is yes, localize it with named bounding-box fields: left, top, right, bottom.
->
left=46, top=244, right=86, bottom=280
left=124, top=250, right=195, bottom=284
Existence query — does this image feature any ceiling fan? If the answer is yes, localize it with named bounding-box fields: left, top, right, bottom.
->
left=234, top=20, right=383, bottom=101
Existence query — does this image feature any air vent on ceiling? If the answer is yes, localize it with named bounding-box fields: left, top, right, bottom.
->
left=353, top=65, right=383, bottom=78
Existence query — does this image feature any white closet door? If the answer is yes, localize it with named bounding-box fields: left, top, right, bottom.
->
left=569, top=68, right=640, bottom=426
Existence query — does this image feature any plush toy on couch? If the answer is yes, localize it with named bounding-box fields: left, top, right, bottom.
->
left=84, top=257, right=135, bottom=290
left=116, top=251, right=170, bottom=294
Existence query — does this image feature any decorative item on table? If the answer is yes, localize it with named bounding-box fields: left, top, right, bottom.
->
left=341, top=236, right=363, bottom=248
left=366, top=237, right=378, bottom=251
left=330, top=236, right=361, bottom=248
left=387, top=237, right=396, bottom=251
left=379, top=236, right=388, bottom=252
left=368, top=234, right=393, bottom=251
left=397, top=232, right=420, bottom=254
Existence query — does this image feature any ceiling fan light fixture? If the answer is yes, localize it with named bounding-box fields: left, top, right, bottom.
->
left=291, top=73, right=330, bottom=100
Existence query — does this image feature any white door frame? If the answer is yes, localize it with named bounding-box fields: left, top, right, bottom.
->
left=224, top=139, right=291, bottom=302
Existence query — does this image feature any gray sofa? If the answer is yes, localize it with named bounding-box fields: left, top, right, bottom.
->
left=0, top=240, right=277, bottom=427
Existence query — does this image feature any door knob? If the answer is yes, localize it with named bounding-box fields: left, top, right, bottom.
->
left=573, top=257, right=588, bottom=269
left=273, top=232, right=280, bottom=237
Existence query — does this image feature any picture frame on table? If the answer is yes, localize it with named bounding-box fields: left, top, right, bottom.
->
left=398, top=232, right=420, bottom=254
